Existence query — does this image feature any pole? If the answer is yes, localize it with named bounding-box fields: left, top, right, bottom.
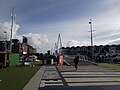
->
left=4, top=31, right=7, bottom=51
left=89, top=19, right=94, bottom=61
left=10, top=7, right=15, bottom=53
left=56, top=33, right=62, bottom=55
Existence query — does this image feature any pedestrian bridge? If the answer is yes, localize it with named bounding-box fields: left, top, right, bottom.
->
left=64, top=55, right=92, bottom=66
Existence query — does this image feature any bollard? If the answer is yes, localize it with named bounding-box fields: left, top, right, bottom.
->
left=51, top=59, right=54, bottom=65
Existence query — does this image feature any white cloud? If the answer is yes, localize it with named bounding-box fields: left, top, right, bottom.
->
left=0, top=22, right=20, bottom=40
left=0, top=22, right=49, bottom=53
left=66, top=40, right=89, bottom=47
left=24, top=33, right=48, bottom=47
left=21, top=33, right=49, bottom=53
left=108, top=38, right=120, bottom=45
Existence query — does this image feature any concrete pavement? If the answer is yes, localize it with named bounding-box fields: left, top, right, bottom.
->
left=23, top=63, right=120, bottom=90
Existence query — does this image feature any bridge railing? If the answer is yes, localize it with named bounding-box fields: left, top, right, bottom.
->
left=64, top=55, right=88, bottom=61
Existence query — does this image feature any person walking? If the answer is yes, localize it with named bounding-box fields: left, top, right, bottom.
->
left=73, top=55, right=79, bottom=70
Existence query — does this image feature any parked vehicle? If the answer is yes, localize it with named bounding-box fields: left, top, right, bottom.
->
left=27, top=55, right=38, bottom=62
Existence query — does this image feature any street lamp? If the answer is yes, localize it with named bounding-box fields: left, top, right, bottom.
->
left=4, top=31, right=7, bottom=51
left=89, top=19, right=94, bottom=61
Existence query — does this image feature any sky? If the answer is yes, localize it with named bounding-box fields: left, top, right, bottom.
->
left=0, top=0, right=120, bottom=53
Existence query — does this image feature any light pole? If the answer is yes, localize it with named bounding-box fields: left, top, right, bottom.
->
left=4, top=31, right=7, bottom=51
left=10, top=7, right=15, bottom=53
left=89, top=19, right=94, bottom=61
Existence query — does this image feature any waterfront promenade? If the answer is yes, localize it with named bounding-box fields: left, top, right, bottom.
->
left=23, top=62, right=120, bottom=90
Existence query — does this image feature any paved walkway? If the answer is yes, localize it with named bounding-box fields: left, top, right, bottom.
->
left=23, top=64, right=120, bottom=90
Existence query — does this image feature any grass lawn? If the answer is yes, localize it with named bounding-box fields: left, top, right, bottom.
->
left=0, top=62, right=41, bottom=90
left=96, top=63, right=120, bottom=70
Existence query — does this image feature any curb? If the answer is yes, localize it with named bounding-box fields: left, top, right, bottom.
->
left=23, top=66, right=46, bottom=90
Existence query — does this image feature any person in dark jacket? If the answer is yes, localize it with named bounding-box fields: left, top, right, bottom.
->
left=73, top=56, right=79, bottom=70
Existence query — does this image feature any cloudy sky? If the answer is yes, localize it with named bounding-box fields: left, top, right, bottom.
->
left=0, top=0, right=120, bottom=53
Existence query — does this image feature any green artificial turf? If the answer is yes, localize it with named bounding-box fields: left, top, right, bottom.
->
left=96, top=63, right=120, bottom=70
left=0, top=65, right=40, bottom=90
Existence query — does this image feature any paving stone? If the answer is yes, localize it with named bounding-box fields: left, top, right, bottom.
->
left=41, top=80, right=62, bottom=83
left=40, top=80, right=63, bottom=87
left=65, top=78, right=120, bottom=82
left=42, top=71, right=60, bottom=79
left=39, top=66, right=63, bottom=87
left=24, top=62, right=120, bottom=89
left=44, top=84, right=64, bottom=87
left=58, top=65, right=120, bottom=87
left=62, top=71, right=120, bottom=75
left=68, top=82, right=120, bottom=86
left=63, top=74, right=120, bottom=77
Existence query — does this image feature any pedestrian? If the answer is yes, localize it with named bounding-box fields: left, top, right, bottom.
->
left=73, top=56, right=79, bottom=70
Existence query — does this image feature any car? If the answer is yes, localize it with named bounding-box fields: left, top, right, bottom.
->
left=27, top=56, right=34, bottom=61
left=27, top=55, right=38, bottom=62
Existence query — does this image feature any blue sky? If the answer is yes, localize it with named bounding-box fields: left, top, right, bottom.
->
left=0, top=0, right=120, bottom=53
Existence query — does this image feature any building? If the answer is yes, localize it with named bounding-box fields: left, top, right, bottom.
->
left=61, top=44, right=120, bottom=61
left=0, top=38, right=37, bottom=55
